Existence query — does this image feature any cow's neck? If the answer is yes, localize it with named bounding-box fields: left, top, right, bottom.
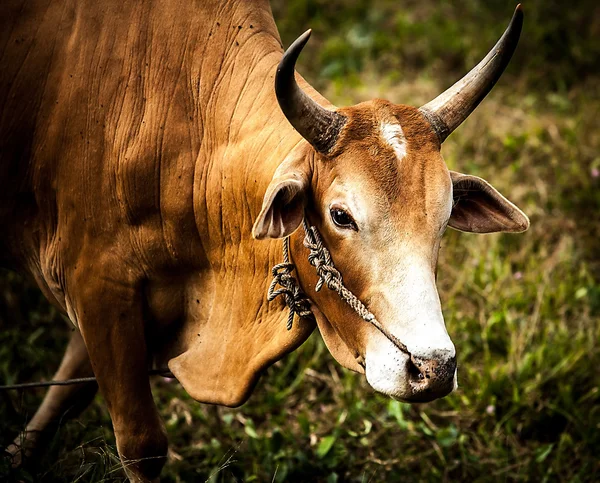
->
left=163, top=1, right=327, bottom=405
left=188, top=0, right=336, bottom=321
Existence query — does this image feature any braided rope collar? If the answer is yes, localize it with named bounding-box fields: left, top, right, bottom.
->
left=268, top=219, right=410, bottom=356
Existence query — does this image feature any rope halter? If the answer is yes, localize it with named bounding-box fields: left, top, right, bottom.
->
left=268, top=219, right=410, bottom=356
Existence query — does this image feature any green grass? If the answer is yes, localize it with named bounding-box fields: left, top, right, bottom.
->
left=1, top=1, right=599, bottom=481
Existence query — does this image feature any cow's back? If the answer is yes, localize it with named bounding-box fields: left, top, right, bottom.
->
left=0, top=0, right=61, bottom=265
left=0, top=0, right=226, bottom=271
left=0, top=0, right=290, bottom=319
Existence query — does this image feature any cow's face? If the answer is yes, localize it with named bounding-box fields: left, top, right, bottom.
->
left=253, top=7, right=527, bottom=402
left=308, top=101, right=457, bottom=402
left=253, top=100, right=528, bottom=402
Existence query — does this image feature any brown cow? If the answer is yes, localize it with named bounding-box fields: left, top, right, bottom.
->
left=1, top=1, right=528, bottom=481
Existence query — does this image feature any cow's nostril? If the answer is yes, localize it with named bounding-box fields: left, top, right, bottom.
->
left=408, top=355, right=438, bottom=383
left=407, top=355, right=425, bottom=382
left=406, top=354, right=457, bottom=401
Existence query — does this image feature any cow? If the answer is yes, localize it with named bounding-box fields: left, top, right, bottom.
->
left=0, top=1, right=529, bottom=481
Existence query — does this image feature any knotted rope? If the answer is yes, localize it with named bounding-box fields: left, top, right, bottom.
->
left=302, top=219, right=375, bottom=323
left=269, top=219, right=410, bottom=356
left=267, top=236, right=314, bottom=329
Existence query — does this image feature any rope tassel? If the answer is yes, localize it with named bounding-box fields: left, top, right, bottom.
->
left=267, top=237, right=314, bottom=330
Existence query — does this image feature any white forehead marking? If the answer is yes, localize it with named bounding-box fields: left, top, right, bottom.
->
left=380, top=122, right=407, bottom=160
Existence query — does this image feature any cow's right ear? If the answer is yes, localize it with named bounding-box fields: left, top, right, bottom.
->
left=252, top=148, right=311, bottom=240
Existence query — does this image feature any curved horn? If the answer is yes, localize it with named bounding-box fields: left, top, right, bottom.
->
left=276, top=30, right=346, bottom=154
left=419, top=5, right=524, bottom=143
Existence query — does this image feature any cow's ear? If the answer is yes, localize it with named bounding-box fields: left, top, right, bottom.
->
left=448, top=171, right=530, bottom=233
left=252, top=148, right=311, bottom=240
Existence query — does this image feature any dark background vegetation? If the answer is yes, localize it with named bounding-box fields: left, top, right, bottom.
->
left=2, top=0, right=599, bottom=481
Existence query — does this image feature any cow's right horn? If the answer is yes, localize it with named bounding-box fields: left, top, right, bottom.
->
left=276, top=30, right=346, bottom=155
left=419, top=5, right=523, bottom=143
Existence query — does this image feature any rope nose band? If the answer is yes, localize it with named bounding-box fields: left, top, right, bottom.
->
left=268, top=219, right=411, bottom=356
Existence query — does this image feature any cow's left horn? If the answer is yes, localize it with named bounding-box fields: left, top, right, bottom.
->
left=276, top=30, right=346, bottom=154
left=419, top=4, right=523, bottom=143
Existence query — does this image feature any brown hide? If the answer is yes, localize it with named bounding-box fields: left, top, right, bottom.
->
left=0, top=0, right=325, bottom=407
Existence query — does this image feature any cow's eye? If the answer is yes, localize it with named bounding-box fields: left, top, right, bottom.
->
left=330, top=207, right=357, bottom=231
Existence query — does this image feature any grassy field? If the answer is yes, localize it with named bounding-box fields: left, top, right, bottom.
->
left=1, top=1, right=599, bottom=481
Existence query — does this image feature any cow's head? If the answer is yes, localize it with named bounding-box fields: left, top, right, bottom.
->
left=253, top=7, right=528, bottom=402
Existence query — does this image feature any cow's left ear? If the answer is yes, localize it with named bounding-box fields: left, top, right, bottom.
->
left=449, top=171, right=530, bottom=233
left=252, top=147, right=311, bottom=240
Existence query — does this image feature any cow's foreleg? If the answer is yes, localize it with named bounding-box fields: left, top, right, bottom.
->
left=77, top=276, right=167, bottom=483
left=6, top=328, right=97, bottom=466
